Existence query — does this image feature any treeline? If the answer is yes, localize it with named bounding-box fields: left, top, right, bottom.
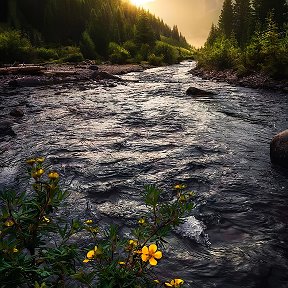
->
left=197, top=0, right=288, bottom=79
left=0, top=0, right=193, bottom=65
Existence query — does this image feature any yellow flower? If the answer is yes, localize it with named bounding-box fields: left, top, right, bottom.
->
left=128, top=239, right=138, bottom=247
left=48, top=171, right=59, bottom=180
left=154, top=279, right=160, bottom=284
left=26, top=159, right=36, bottom=165
left=84, top=219, right=93, bottom=225
left=138, top=218, right=145, bottom=225
left=42, top=216, right=50, bottom=223
left=118, top=261, right=125, bottom=265
left=32, top=169, right=45, bottom=179
left=36, top=157, right=45, bottom=164
left=88, top=227, right=99, bottom=233
left=140, top=244, right=162, bottom=266
left=13, top=247, right=19, bottom=253
left=83, top=246, right=98, bottom=263
left=165, top=279, right=184, bottom=287
left=174, top=184, right=186, bottom=190
left=4, top=218, right=15, bottom=227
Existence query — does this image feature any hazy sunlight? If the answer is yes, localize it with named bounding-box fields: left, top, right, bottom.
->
left=130, top=0, right=155, bottom=7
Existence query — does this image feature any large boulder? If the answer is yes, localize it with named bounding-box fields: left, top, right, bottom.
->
left=186, top=86, right=215, bottom=96
left=270, top=130, right=288, bottom=168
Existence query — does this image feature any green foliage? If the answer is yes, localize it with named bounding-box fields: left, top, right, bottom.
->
left=57, top=46, right=84, bottom=63
left=154, top=41, right=179, bottom=65
left=0, top=30, right=34, bottom=63
left=0, top=158, right=194, bottom=287
left=123, top=40, right=138, bottom=58
left=0, top=0, right=190, bottom=64
left=148, top=53, right=164, bottom=66
left=198, top=35, right=241, bottom=70
left=218, top=0, right=234, bottom=38
left=35, top=47, right=59, bottom=62
left=134, top=13, right=157, bottom=46
left=200, top=0, right=288, bottom=79
left=108, top=42, right=130, bottom=64
left=244, top=17, right=288, bottom=78
left=134, top=43, right=151, bottom=63
left=0, top=158, right=81, bottom=287
left=80, top=30, right=98, bottom=60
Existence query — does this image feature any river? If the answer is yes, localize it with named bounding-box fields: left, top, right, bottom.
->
left=1, top=61, right=288, bottom=287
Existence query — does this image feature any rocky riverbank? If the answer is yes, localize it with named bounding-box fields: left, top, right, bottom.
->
left=0, top=62, right=151, bottom=140
left=190, top=67, right=288, bottom=93
left=0, top=62, right=149, bottom=88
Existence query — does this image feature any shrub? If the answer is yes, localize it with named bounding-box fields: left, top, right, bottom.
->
left=0, top=30, right=34, bottom=63
left=0, top=158, right=194, bottom=287
left=135, top=43, right=151, bottom=62
left=108, top=42, right=130, bottom=64
left=0, top=158, right=82, bottom=287
left=80, top=31, right=98, bottom=60
left=197, top=35, right=241, bottom=70
left=57, top=46, right=84, bottom=63
left=123, top=40, right=138, bottom=58
left=244, top=21, right=288, bottom=79
left=177, top=47, right=195, bottom=61
left=154, top=41, right=179, bottom=65
left=147, top=53, right=163, bottom=66
left=36, top=47, right=59, bottom=62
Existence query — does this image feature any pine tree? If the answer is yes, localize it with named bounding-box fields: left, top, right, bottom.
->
left=252, top=0, right=288, bottom=29
left=234, top=0, right=253, bottom=46
left=134, top=13, right=156, bottom=46
left=205, top=23, right=220, bottom=46
left=218, top=0, right=234, bottom=37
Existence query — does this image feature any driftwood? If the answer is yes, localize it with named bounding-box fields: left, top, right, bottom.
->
left=0, top=65, right=44, bottom=75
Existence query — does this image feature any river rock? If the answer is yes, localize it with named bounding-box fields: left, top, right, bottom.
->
left=0, top=120, right=16, bottom=137
left=89, top=65, right=98, bottom=71
left=92, top=71, right=122, bottom=81
left=10, top=108, right=24, bottom=118
left=270, top=130, right=288, bottom=168
left=186, top=86, right=215, bottom=96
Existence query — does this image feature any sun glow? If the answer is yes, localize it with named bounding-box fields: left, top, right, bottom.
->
left=129, top=0, right=155, bottom=7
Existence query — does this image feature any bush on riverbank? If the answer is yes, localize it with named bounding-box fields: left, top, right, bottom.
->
left=197, top=1, right=288, bottom=80
left=0, top=158, right=193, bottom=287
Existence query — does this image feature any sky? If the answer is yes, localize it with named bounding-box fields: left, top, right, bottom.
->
left=130, top=0, right=224, bottom=47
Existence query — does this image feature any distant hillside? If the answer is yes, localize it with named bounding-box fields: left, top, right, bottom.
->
left=0, top=0, right=194, bottom=64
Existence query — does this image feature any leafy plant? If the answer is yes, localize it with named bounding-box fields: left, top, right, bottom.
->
left=0, top=30, right=34, bottom=63
left=0, top=158, right=194, bottom=287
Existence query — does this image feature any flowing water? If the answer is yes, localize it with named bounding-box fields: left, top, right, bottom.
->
left=1, top=61, right=288, bottom=287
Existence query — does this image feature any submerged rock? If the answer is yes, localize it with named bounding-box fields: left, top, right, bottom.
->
left=10, top=108, right=24, bottom=118
left=270, top=130, right=288, bottom=168
left=186, top=86, right=215, bottom=96
left=0, top=120, right=16, bottom=137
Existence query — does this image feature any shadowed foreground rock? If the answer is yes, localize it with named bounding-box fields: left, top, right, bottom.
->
left=270, top=130, right=288, bottom=168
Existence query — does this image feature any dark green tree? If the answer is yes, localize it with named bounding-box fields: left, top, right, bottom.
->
left=205, top=24, right=220, bottom=46
left=252, top=0, right=288, bottom=29
left=218, top=0, right=234, bottom=37
left=234, top=0, right=253, bottom=46
left=134, top=13, right=156, bottom=46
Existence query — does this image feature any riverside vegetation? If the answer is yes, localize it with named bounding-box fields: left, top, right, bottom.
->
left=196, top=0, right=288, bottom=80
left=0, top=0, right=193, bottom=66
left=0, top=158, right=195, bottom=287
